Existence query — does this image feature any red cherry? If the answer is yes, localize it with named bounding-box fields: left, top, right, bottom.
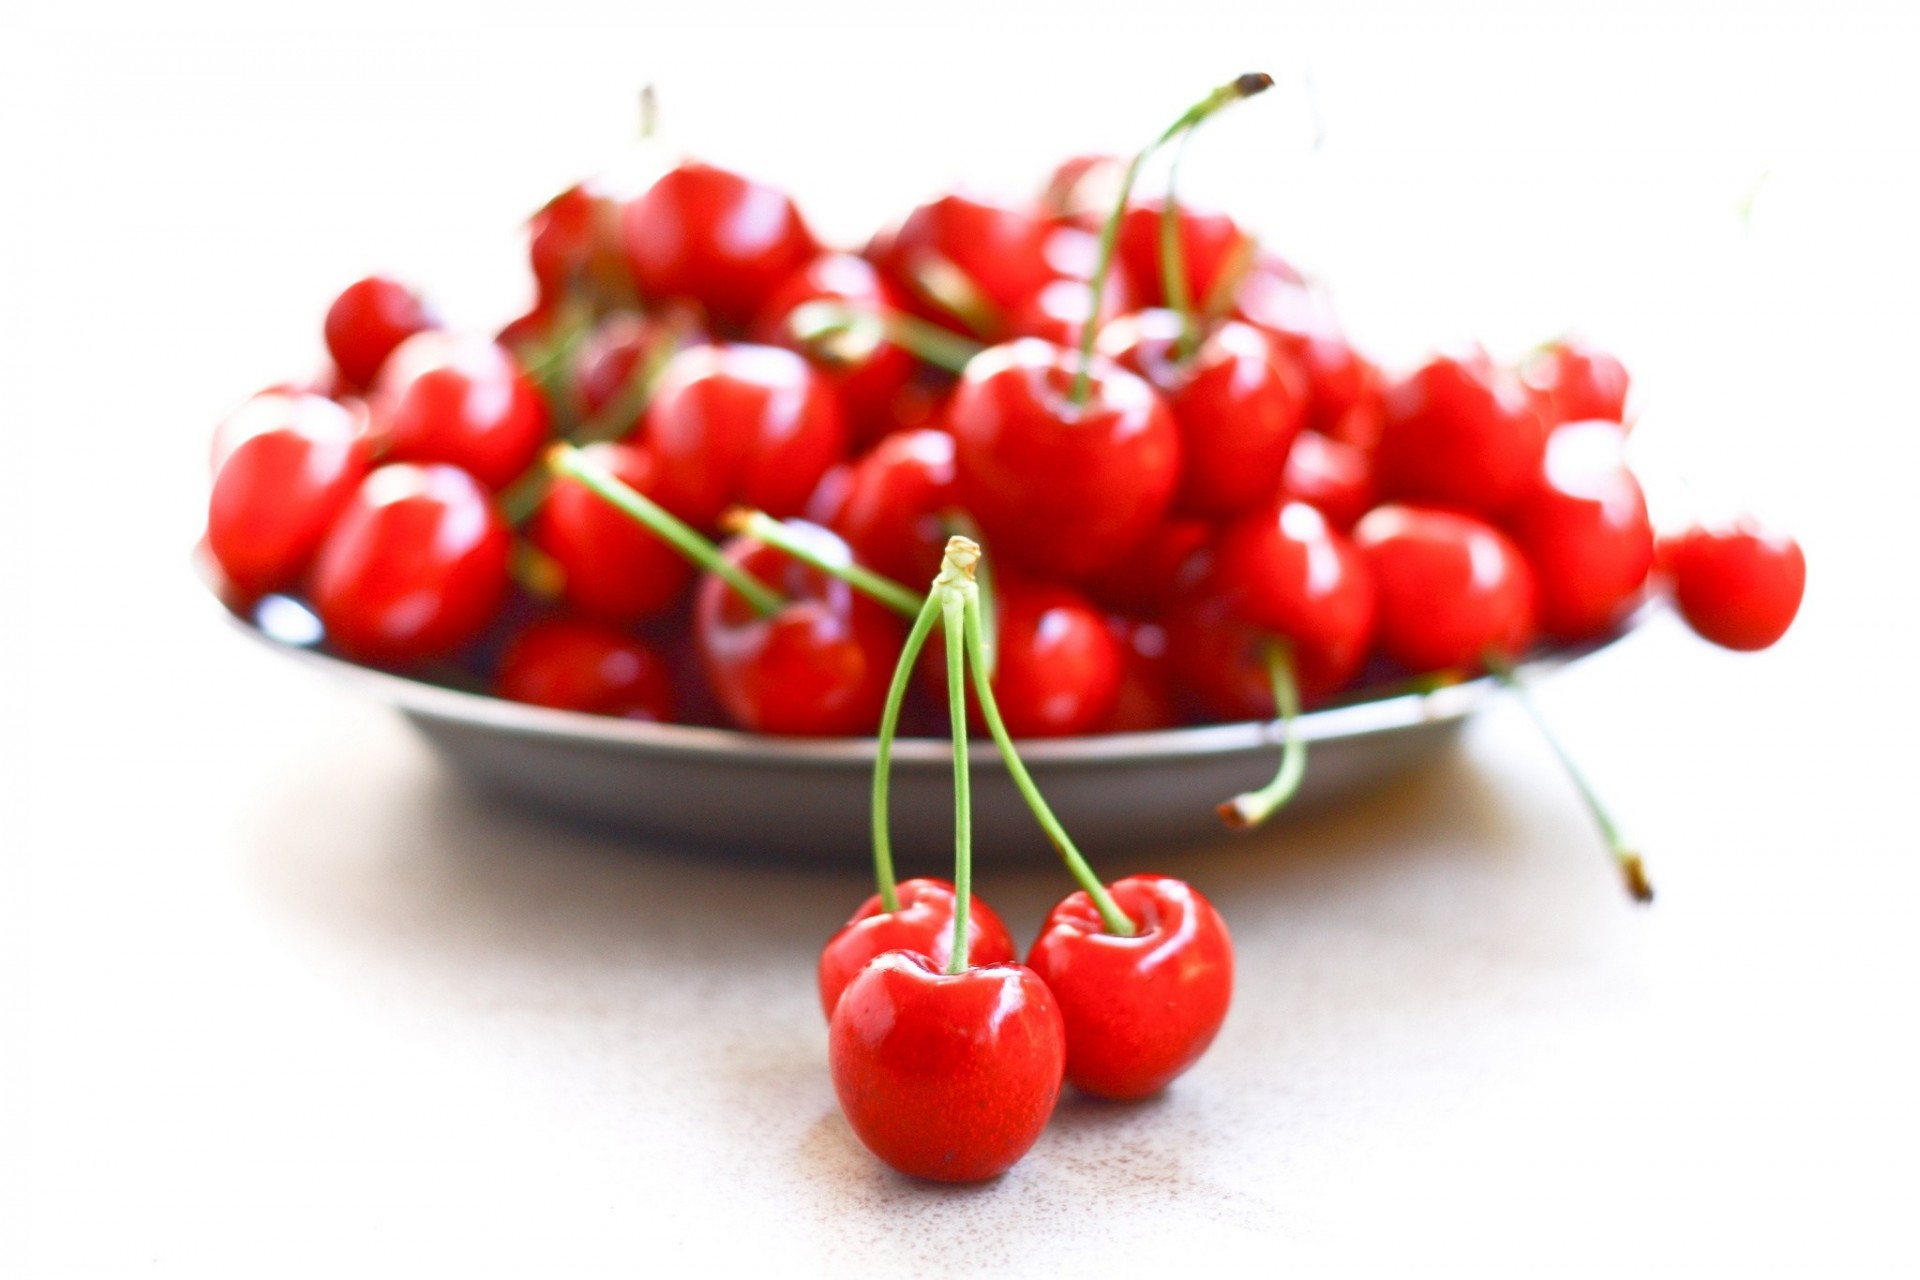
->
left=309, top=464, right=511, bottom=664
left=1100, top=618, right=1181, bottom=732
left=528, top=181, right=633, bottom=308
left=1521, top=338, right=1630, bottom=428
left=206, top=393, right=371, bottom=597
left=622, top=161, right=819, bottom=328
left=694, top=526, right=901, bottom=735
left=1504, top=422, right=1654, bottom=640
left=373, top=333, right=551, bottom=491
left=566, top=308, right=703, bottom=436
left=495, top=618, right=674, bottom=720
left=961, top=574, right=1126, bottom=739
left=1354, top=504, right=1536, bottom=673
left=829, top=951, right=1065, bottom=1183
left=817, top=878, right=1016, bottom=1018
left=1661, top=521, right=1806, bottom=651
left=1374, top=351, right=1548, bottom=515
left=1280, top=430, right=1376, bottom=531
left=643, top=344, right=848, bottom=530
left=806, top=428, right=955, bottom=588
left=868, top=192, right=1054, bottom=339
left=529, top=442, right=695, bottom=623
left=1118, top=200, right=1253, bottom=312
left=1078, top=516, right=1211, bottom=617
left=323, top=275, right=436, bottom=392
left=1233, top=265, right=1383, bottom=442
left=949, top=339, right=1180, bottom=581
left=1025, top=874, right=1233, bottom=1100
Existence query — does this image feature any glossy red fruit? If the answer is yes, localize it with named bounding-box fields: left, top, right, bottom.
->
left=949, top=339, right=1180, bottom=581
left=1662, top=522, right=1806, bottom=651
left=569, top=307, right=703, bottom=437
left=1101, top=618, right=1180, bottom=733
left=945, top=574, right=1126, bottom=739
left=495, top=618, right=674, bottom=720
left=1233, top=265, right=1382, bottom=443
left=1505, top=422, right=1654, bottom=640
left=1375, top=350, right=1546, bottom=515
left=807, top=428, right=955, bottom=588
left=1521, top=338, right=1630, bottom=428
left=644, top=344, right=849, bottom=530
left=1354, top=504, right=1536, bottom=673
left=1026, top=875, right=1233, bottom=1101
left=374, top=333, right=551, bottom=491
left=694, top=525, right=901, bottom=735
left=309, top=464, right=511, bottom=664
left=1280, top=430, right=1376, bottom=531
left=529, top=442, right=695, bottom=623
left=830, top=951, right=1065, bottom=1182
left=817, top=878, right=1016, bottom=1018
left=1078, top=516, right=1211, bottom=618
left=206, top=393, right=371, bottom=597
left=622, top=161, right=819, bottom=328
left=528, top=181, right=634, bottom=308
left=1118, top=201, right=1254, bottom=312
left=868, top=192, right=1054, bottom=339
left=324, top=275, right=436, bottom=391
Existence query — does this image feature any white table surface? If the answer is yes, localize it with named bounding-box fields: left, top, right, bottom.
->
left=5, top=3, right=1917, bottom=1274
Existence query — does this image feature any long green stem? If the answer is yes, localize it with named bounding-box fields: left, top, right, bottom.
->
left=961, top=579, right=1135, bottom=936
left=1071, top=71, right=1274, bottom=406
left=787, top=300, right=983, bottom=374
left=1158, top=123, right=1202, bottom=362
left=1487, top=655, right=1653, bottom=904
left=942, top=586, right=974, bottom=973
left=721, top=509, right=922, bottom=618
left=869, top=590, right=945, bottom=913
left=546, top=443, right=783, bottom=618
left=1218, top=640, right=1308, bottom=830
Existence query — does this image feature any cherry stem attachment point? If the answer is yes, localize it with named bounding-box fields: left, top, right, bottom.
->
left=870, top=590, right=945, bottom=914
left=1485, top=653, right=1653, bottom=904
left=942, top=582, right=974, bottom=974
left=1219, top=640, right=1308, bottom=830
left=786, top=300, right=983, bottom=375
left=546, top=443, right=784, bottom=618
left=721, top=508, right=923, bottom=618
left=569, top=317, right=692, bottom=446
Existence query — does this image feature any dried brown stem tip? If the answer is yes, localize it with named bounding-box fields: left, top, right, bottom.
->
left=1215, top=799, right=1256, bottom=831
left=718, top=506, right=754, bottom=536
left=1621, top=854, right=1655, bottom=905
left=1235, top=72, right=1276, bottom=98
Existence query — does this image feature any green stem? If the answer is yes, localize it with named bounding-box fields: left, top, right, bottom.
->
left=870, top=590, right=945, bottom=913
left=938, top=512, right=997, bottom=680
left=1218, top=640, right=1308, bottom=830
left=1071, top=71, right=1274, bottom=407
left=546, top=443, right=783, bottom=618
left=721, top=509, right=922, bottom=618
left=786, top=299, right=983, bottom=375
left=961, top=578, right=1135, bottom=936
left=1486, top=654, right=1653, bottom=904
left=942, top=585, right=974, bottom=974
left=1158, top=123, right=1202, bottom=362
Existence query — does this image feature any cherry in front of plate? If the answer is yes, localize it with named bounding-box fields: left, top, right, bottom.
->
left=1661, top=520, right=1805, bottom=651
left=528, top=442, right=695, bottom=624
left=817, top=878, right=1016, bottom=1018
left=372, top=332, right=552, bottom=491
left=1374, top=349, right=1547, bottom=517
left=308, top=463, right=512, bottom=665
left=1353, top=503, right=1535, bottom=674
left=494, top=618, right=674, bottom=720
left=324, top=275, right=437, bottom=392
left=1504, top=421, right=1655, bottom=641
left=622, top=161, right=819, bottom=328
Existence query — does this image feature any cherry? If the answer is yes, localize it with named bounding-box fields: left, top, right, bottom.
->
left=1374, top=349, right=1546, bottom=515
left=494, top=618, right=674, bottom=720
left=1078, top=516, right=1211, bottom=617
left=867, top=192, right=1055, bottom=340
left=643, top=344, right=848, bottom=530
left=1662, top=521, right=1806, bottom=651
left=817, top=878, right=1016, bottom=1018
left=805, top=428, right=956, bottom=589
left=1233, top=267, right=1385, bottom=445
left=1026, top=874, right=1233, bottom=1100
left=1118, top=200, right=1254, bottom=314
left=206, top=392, right=371, bottom=597
left=528, top=442, right=695, bottom=623
left=323, top=275, right=437, bottom=392
left=1280, top=429, right=1376, bottom=531
left=1504, top=422, right=1654, bottom=640
left=928, top=572, right=1126, bottom=739
left=528, top=181, right=635, bottom=310
left=569, top=307, right=703, bottom=441
left=373, top=333, right=552, bottom=491
left=309, top=463, right=511, bottom=665
left=1354, top=504, right=1536, bottom=673
left=1100, top=618, right=1181, bottom=732
left=1521, top=338, right=1630, bottom=428
left=621, top=161, right=819, bottom=329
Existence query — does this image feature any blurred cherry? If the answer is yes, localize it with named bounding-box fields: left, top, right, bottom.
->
left=622, top=161, right=819, bottom=328
left=373, top=333, right=551, bottom=491
left=1374, top=350, right=1547, bottom=516
left=1354, top=504, right=1535, bottom=673
left=1505, top=422, right=1654, bottom=640
left=806, top=428, right=956, bottom=588
left=1521, top=338, right=1630, bottom=428
left=529, top=441, right=695, bottom=623
left=207, top=393, right=371, bottom=597
left=495, top=618, right=674, bottom=720
left=324, top=275, right=437, bottom=392
left=1118, top=200, right=1253, bottom=314
left=1279, top=430, right=1376, bottom=531
left=1662, top=521, right=1806, bottom=651
left=868, top=192, right=1054, bottom=339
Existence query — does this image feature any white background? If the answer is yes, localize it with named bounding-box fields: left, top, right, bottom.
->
left=4, top=1, right=1918, bottom=1274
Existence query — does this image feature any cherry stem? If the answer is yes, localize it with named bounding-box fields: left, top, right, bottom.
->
left=1485, top=654, right=1654, bottom=905
left=938, top=512, right=997, bottom=680
left=1158, top=124, right=1202, bottom=362
left=497, top=470, right=551, bottom=527
left=786, top=300, right=982, bottom=374
left=870, top=589, right=945, bottom=914
left=1071, top=71, right=1274, bottom=407
left=546, top=443, right=784, bottom=618
left=570, top=319, right=691, bottom=446
left=959, top=569, right=1135, bottom=937
left=1218, top=640, right=1308, bottom=830
left=942, top=583, right=974, bottom=974
left=720, top=508, right=923, bottom=618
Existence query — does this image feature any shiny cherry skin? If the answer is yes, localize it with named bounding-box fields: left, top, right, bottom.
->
left=948, top=339, right=1181, bottom=581
left=1661, top=521, right=1806, bottom=651
left=309, top=463, right=511, bottom=665
left=529, top=442, right=695, bottom=624
left=1504, top=422, right=1654, bottom=640
left=324, top=275, right=436, bottom=392
left=1354, top=504, right=1536, bottom=673
left=1521, top=338, right=1630, bottom=428
left=817, top=878, right=1016, bottom=1018
left=373, top=333, right=551, bottom=492
left=1375, top=350, right=1547, bottom=516
left=528, top=181, right=634, bottom=308
left=569, top=307, right=703, bottom=436
left=495, top=618, right=674, bottom=720
left=806, top=428, right=955, bottom=588
left=1280, top=430, right=1376, bottom=531
left=956, top=574, right=1126, bottom=739
left=1078, top=516, right=1211, bottom=618
left=643, top=344, right=848, bottom=531
left=622, top=161, right=819, bottom=328
left=206, top=393, right=371, bottom=597
left=829, top=951, right=1065, bottom=1183
left=1100, top=618, right=1181, bottom=732
left=1026, top=875, right=1233, bottom=1101
left=1118, top=201, right=1253, bottom=312
left=1233, top=264, right=1383, bottom=444
left=868, top=192, right=1054, bottom=339
left=695, top=525, right=901, bottom=735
